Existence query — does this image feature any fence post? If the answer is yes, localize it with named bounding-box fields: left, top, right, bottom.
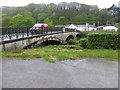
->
left=21, top=27, right=24, bottom=38
left=27, top=27, right=29, bottom=37
left=16, top=28, right=18, bottom=39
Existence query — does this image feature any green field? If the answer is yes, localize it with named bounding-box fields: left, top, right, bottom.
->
left=1, top=45, right=118, bottom=62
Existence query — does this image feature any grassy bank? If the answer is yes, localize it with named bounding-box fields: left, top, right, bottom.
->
left=1, top=45, right=118, bottom=62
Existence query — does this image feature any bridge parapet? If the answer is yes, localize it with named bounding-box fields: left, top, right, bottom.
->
left=0, top=27, right=80, bottom=51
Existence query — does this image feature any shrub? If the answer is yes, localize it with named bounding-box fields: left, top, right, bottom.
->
left=79, top=31, right=90, bottom=38
left=79, top=38, right=88, bottom=49
left=87, top=32, right=119, bottom=49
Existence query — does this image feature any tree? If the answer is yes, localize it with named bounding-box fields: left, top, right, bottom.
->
left=23, top=11, right=33, bottom=17
left=2, top=15, right=11, bottom=27
left=73, top=13, right=87, bottom=24
left=48, top=4, right=53, bottom=17
left=59, top=16, right=67, bottom=24
left=86, top=14, right=95, bottom=24
left=23, top=11, right=36, bottom=27
left=44, top=18, right=53, bottom=27
left=115, top=23, right=120, bottom=28
left=2, top=2, right=118, bottom=26
left=9, top=14, right=24, bottom=27
left=37, top=13, right=47, bottom=23
left=0, top=13, right=2, bottom=27
left=9, top=13, right=35, bottom=27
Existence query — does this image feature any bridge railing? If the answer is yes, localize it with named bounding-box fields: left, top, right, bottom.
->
left=48, top=27, right=63, bottom=33
left=0, top=27, right=78, bottom=41
left=65, top=28, right=76, bottom=32
left=0, top=27, right=30, bottom=41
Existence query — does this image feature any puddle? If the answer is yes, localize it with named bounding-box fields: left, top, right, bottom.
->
left=59, top=59, right=87, bottom=67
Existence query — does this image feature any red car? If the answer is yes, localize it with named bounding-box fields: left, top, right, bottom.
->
left=30, top=23, right=48, bottom=34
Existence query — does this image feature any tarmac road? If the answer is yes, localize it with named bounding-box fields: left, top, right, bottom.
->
left=0, top=58, right=2, bottom=89
left=2, top=58, right=118, bottom=88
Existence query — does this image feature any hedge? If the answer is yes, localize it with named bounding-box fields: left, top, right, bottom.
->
left=79, top=38, right=88, bottom=49
left=87, top=32, right=119, bottom=49
left=79, top=31, right=90, bottom=38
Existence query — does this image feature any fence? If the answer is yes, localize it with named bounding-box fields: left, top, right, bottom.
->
left=0, top=27, right=78, bottom=41
left=0, top=27, right=30, bottom=40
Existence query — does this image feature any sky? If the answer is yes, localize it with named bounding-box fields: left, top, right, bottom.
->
left=1, top=0, right=120, bottom=9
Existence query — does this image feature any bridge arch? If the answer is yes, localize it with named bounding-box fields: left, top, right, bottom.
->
left=76, top=34, right=80, bottom=39
left=24, top=37, right=63, bottom=49
left=41, top=40, right=62, bottom=46
left=65, top=35, right=74, bottom=42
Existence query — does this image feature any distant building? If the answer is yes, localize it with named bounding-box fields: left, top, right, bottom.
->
left=68, top=24, right=77, bottom=29
left=103, top=26, right=118, bottom=31
left=55, top=24, right=118, bottom=32
left=96, top=26, right=104, bottom=31
left=96, top=25, right=118, bottom=31
left=65, top=23, right=96, bottom=31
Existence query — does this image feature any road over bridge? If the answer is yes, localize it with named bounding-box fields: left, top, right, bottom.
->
left=0, top=27, right=80, bottom=51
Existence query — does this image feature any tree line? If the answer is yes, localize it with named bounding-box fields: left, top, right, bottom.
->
left=1, top=2, right=120, bottom=28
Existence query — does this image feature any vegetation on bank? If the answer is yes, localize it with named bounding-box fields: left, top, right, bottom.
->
left=2, top=45, right=118, bottom=62
left=77, top=31, right=119, bottom=49
left=1, top=31, right=119, bottom=62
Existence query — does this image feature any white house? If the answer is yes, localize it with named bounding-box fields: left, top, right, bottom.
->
left=103, top=26, right=118, bottom=31
left=76, top=24, right=96, bottom=31
left=65, top=23, right=96, bottom=31
left=67, top=24, right=77, bottom=29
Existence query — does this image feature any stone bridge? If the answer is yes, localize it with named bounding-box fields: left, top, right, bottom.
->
left=0, top=31, right=80, bottom=51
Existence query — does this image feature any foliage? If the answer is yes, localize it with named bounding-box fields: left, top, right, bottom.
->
left=86, top=14, right=95, bottom=24
left=0, top=13, right=1, bottom=27
left=115, top=23, right=120, bottom=28
left=44, top=18, right=54, bottom=27
left=1, top=2, right=120, bottom=27
left=72, top=14, right=87, bottom=24
left=59, top=16, right=67, bottom=25
left=79, top=31, right=90, bottom=38
left=2, top=14, right=11, bottom=27
left=9, top=14, right=24, bottom=27
left=37, top=13, right=47, bottom=23
left=9, top=12, right=35, bottom=27
left=2, top=45, right=118, bottom=62
left=87, top=32, right=119, bottom=49
left=79, top=38, right=88, bottom=49
left=70, top=38, right=88, bottom=49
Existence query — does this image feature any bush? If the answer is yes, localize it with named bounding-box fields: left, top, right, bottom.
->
left=79, top=31, right=90, bottom=38
left=79, top=38, right=88, bottom=49
left=87, top=32, right=119, bottom=49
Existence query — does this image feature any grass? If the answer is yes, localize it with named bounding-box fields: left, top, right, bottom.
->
left=1, top=45, right=118, bottom=62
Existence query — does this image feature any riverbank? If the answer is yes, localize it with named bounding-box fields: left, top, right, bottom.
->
left=1, top=45, right=118, bottom=62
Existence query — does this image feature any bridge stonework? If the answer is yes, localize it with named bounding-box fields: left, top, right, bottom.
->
left=0, top=32, right=80, bottom=51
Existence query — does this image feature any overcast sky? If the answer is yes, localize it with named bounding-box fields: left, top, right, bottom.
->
left=1, top=0, right=120, bottom=9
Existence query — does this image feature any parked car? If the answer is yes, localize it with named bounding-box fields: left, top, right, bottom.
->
left=30, top=23, right=48, bottom=34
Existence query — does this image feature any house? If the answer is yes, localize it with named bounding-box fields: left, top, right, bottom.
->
left=68, top=24, right=77, bottom=29
left=65, top=24, right=76, bottom=29
left=103, top=26, right=118, bottom=31
left=66, top=23, right=96, bottom=31
left=96, top=26, right=104, bottom=31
